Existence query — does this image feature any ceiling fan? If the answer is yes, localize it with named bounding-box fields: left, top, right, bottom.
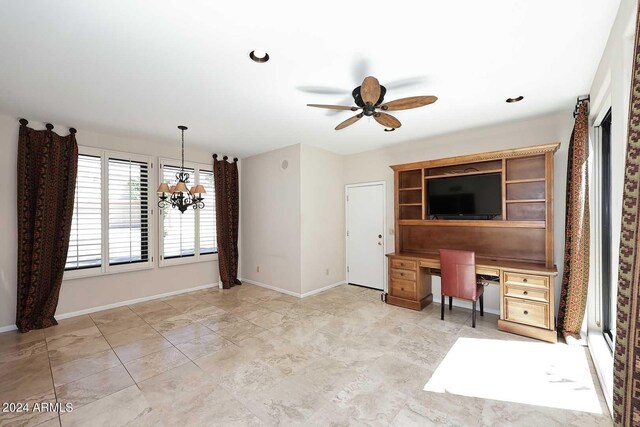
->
left=307, top=76, right=437, bottom=131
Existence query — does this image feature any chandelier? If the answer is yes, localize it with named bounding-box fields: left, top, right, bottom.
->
left=156, top=125, right=205, bottom=213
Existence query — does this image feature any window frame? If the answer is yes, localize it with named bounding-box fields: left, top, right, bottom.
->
left=158, top=157, right=218, bottom=268
left=64, top=147, right=154, bottom=280
left=598, top=108, right=614, bottom=350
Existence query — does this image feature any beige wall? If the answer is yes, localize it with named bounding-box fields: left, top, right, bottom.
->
left=240, top=143, right=346, bottom=296
left=300, top=145, right=345, bottom=295
left=0, top=113, right=219, bottom=329
left=240, top=144, right=302, bottom=294
left=343, top=112, right=575, bottom=314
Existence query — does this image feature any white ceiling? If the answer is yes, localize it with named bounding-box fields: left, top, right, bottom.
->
left=0, top=1, right=620, bottom=157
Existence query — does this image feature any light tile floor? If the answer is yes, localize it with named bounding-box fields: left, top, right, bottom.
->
left=0, top=284, right=611, bottom=426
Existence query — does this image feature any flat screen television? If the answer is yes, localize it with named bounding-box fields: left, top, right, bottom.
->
left=427, top=173, right=501, bottom=218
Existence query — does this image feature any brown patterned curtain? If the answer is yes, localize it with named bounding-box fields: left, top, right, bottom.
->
left=213, top=154, right=241, bottom=289
left=614, top=6, right=640, bottom=425
left=16, top=120, right=78, bottom=333
left=557, top=101, right=590, bottom=339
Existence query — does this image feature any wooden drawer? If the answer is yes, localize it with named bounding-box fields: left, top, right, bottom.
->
left=504, top=284, right=549, bottom=302
left=504, top=271, right=549, bottom=289
left=390, top=279, right=416, bottom=300
left=504, top=297, right=549, bottom=329
left=477, top=267, right=500, bottom=278
left=391, top=268, right=417, bottom=281
left=391, top=259, right=417, bottom=270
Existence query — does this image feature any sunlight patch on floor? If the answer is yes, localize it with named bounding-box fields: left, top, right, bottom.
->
left=424, top=337, right=602, bottom=414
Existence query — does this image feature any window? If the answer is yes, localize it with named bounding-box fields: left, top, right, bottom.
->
left=159, top=160, right=217, bottom=266
left=600, top=108, right=613, bottom=347
left=199, top=169, right=217, bottom=255
left=66, top=153, right=102, bottom=270
left=65, top=148, right=153, bottom=279
left=108, top=158, right=150, bottom=265
left=161, top=165, right=196, bottom=259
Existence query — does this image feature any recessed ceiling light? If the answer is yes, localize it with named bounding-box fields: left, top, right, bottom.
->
left=506, top=96, right=524, bottom=103
left=249, top=50, right=269, bottom=63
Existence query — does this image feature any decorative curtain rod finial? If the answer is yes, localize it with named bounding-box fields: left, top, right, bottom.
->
left=233, top=157, right=238, bottom=162
left=69, top=128, right=77, bottom=135
left=223, top=155, right=228, bottom=161
left=573, top=95, right=590, bottom=118
left=45, top=123, right=54, bottom=131
left=19, top=118, right=28, bottom=126
left=213, top=153, right=218, bottom=159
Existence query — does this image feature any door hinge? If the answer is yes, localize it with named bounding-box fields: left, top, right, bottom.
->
left=346, top=230, right=349, bottom=237
left=346, top=195, right=349, bottom=202
left=347, top=266, right=350, bottom=272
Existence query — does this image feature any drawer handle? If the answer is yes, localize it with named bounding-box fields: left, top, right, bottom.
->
left=400, top=273, right=404, bottom=276
left=400, top=263, right=404, bottom=267
left=524, top=310, right=528, bottom=315
left=523, top=278, right=528, bottom=283
left=401, top=287, right=405, bottom=291
left=523, top=291, right=528, bottom=295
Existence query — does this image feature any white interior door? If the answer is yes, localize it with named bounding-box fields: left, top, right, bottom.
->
left=346, top=183, right=385, bottom=290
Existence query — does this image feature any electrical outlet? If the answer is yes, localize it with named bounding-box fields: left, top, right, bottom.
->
left=257, top=266, right=260, bottom=273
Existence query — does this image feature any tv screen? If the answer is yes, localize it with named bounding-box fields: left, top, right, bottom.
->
left=427, top=173, right=501, bottom=218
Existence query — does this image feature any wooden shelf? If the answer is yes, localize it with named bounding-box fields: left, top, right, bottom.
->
left=398, top=219, right=546, bottom=228
left=398, top=187, right=422, bottom=191
left=505, top=199, right=545, bottom=204
left=506, top=178, right=546, bottom=184
left=425, top=169, right=502, bottom=180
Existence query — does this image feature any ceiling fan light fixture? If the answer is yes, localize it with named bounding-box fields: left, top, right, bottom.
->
left=506, top=96, right=524, bottom=103
left=249, top=50, right=269, bottom=63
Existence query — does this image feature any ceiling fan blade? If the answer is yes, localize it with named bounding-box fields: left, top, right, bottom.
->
left=384, top=76, right=428, bottom=91
left=297, top=86, right=348, bottom=95
left=374, top=112, right=402, bottom=129
left=335, top=113, right=363, bottom=130
left=307, top=104, right=358, bottom=111
left=381, top=96, right=438, bottom=111
left=360, top=76, right=381, bottom=105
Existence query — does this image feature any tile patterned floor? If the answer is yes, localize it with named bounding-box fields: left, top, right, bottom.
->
left=0, top=284, right=611, bottom=426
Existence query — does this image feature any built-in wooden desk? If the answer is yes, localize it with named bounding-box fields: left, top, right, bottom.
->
left=387, top=143, right=561, bottom=343
left=386, top=252, right=558, bottom=343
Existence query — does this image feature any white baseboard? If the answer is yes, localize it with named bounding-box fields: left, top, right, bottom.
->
left=0, top=283, right=217, bottom=332
left=56, top=283, right=217, bottom=320
left=240, top=278, right=346, bottom=299
left=240, top=278, right=302, bottom=298
left=301, top=281, right=346, bottom=298
left=0, top=324, right=17, bottom=333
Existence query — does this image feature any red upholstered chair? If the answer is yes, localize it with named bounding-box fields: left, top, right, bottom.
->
left=439, top=249, right=484, bottom=328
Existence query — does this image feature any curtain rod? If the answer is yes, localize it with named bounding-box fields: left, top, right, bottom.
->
left=19, top=118, right=77, bottom=134
left=573, top=95, right=590, bottom=118
left=213, top=153, right=238, bottom=162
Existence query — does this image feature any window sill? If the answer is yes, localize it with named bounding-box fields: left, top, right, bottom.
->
left=159, top=253, right=219, bottom=268
left=63, top=262, right=154, bottom=281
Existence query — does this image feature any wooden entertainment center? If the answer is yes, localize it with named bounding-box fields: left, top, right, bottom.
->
left=386, top=143, right=560, bottom=342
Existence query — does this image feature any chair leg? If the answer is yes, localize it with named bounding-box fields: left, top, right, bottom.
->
left=472, top=301, right=476, bottom=328
left=441, top=295, right=445, bottom=320
left=480, top=295, right=484, bottom=316
left=449, top=296, right=452, bottom=310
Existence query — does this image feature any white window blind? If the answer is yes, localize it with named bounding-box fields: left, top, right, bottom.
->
left=66, top=154, right=102, bottom=270
left=162, top=165, right=196, bottom=259
left=108, top=158, right=150, bottom=265
left=199, top=169, right=217, bottom=255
